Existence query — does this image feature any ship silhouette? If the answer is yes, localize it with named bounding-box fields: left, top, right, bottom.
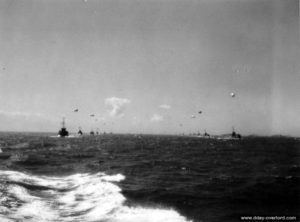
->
left=58, top=117, right=69, bottom=137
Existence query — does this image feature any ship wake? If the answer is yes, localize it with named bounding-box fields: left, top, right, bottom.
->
left=0, top=170, right=191, bottom=222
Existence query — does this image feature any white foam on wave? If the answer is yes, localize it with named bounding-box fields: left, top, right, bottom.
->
left=0, top=170, right=192, bottom=222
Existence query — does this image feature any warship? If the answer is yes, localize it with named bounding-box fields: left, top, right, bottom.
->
left=58, top=117, right=69, bottom=137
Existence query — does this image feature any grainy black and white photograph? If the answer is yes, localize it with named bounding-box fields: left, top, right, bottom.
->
left=0, top=0, right=299, bottom=221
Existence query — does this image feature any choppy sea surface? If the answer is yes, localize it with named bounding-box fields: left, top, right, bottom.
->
left=0, top=132, right=299, bottom=222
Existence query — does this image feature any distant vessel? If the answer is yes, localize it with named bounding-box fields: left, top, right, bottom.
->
left=195, top=130, right=210, bottom=138
left=204, top=130, right=210, bottom=138
left=78, top=127, right=83, bottom=136
left=58, top=117, right=69, bottom=137
left=231, top=127, right=242, bottom=139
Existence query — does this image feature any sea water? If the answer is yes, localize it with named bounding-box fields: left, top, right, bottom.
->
left=0, top=133, right=299, bottom=221
left=0, top=170, right=190, bottom=222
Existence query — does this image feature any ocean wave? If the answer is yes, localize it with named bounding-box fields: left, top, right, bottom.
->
left=0, top=170, right=191, bottom=222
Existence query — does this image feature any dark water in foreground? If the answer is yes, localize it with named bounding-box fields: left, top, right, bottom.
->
left=0, top=133, right=299, bottom=222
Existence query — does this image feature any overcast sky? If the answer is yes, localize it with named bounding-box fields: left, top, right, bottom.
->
left=0, top=0, right=299, bottom=136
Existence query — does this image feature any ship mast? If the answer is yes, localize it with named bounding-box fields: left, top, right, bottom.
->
left=58, top=117, right=69, bottom=137
left=61, top=117, right=66, bottom=128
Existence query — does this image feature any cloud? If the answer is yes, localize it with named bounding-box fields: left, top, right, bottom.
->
left=150, top=114, right=163, bottom=122
left=105, top=97, right=131, bottom=118
left=0, top=110, right=59, bottom=132
left=0, top=110, right=43, bottom=119
left=159, top=104, right=171, bottom=109
left=0, top=110, right=57, bottom=123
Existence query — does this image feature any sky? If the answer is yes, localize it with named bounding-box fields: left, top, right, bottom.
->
left=0, top=0, right=299, bottom=136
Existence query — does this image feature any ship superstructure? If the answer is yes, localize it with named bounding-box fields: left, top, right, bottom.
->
left=58, top=117, right=69, bottom=137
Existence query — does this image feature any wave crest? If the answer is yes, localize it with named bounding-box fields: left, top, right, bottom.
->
left=0, top=170, right=191, bottom=222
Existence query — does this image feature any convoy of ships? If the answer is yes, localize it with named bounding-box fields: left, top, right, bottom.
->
left=58, top=119, right=242, bottom=140
left=57, top=92, right=242, bottom=139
